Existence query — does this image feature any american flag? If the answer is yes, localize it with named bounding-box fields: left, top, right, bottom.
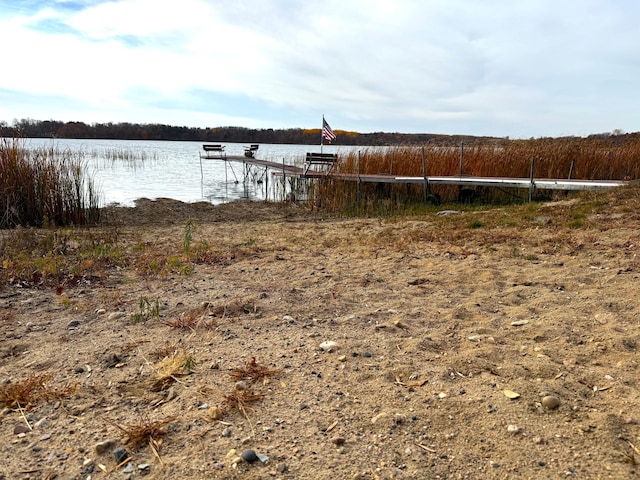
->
left=322, top=118, right=336, bottom=143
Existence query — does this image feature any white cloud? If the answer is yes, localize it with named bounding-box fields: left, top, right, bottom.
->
left=1, top=0, right=639, bottom=137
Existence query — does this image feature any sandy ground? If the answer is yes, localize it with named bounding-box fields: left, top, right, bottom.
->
left=1, top=188, right=640, bottom=480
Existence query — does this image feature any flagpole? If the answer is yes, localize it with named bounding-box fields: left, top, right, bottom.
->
left=321, top=114, right=324, bottom=154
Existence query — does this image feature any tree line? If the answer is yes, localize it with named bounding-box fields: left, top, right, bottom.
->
left=1, top=118, right=499, bottom=146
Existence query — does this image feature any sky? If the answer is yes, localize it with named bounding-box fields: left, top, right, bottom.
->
left=0, top=0, right=638, bottom=138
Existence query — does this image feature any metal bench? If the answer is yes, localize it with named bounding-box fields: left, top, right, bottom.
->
left=201, top=144, right=226, bottom=159
left=244, top=144, right=259, bottom=158
left=304, top=152, right=338, bottom=175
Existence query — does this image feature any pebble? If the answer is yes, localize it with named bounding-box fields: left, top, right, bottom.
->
left=362, top=351, right=372, bottom=358
left=541, top=395, right=561, bottom=410
left=67, top=320, right=81, bottom=330
left=510, top=320, right=529, bottom=326
left=222, top=427, right=232, bottom=437
left=503, top=389, right=521, bottom=399
left=114, top=447, right=129, bottom=464
left=331, top=437, right=346, bottom=446
left=13, top=425, right=30, bottom=435
left=235, top=380, right=249, bottom=391
left=95, top=438, right=118, bottom=455
left=277, top=463, right=287, bottom=473
left=241, top=449, right=259, bottom=463
left=319, top=341, right=338, bottom=352
left=108, top=311, right=126, bottom=320
left=96, top=308, right=106, bottom=315
left=507, top=425, right=522, bottom=434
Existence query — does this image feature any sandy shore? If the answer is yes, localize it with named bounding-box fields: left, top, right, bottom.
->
left=1, top=188, right=640, bottom=479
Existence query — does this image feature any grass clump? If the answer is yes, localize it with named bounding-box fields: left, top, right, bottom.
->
left=0, top=372, right=77, bottom=409
left=110, top=414, right=177, bottom=449
left=229, top=357, right=280, bottom=384
left=0, top=137, right=101, bottom=228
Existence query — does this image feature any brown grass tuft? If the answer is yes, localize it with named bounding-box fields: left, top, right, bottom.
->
left=0, top=373, right=77, bottom=409
left=110, top=414, right=177, bottom=448
left=222, top=389, right=265, bottom=416
left=229, top=357, right=280, bottom=384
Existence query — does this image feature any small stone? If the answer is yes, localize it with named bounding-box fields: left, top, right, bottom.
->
left=503, top=389, right=521, bottom=399
left=14, top=425, right=30, bottom=435
left=235, top=380, right=249, bottom=391
left=222, top=427, right=232, bottom=437
left=337, top=355, right=347, bottom=362
left=74, top=367, right=85, bottom=374
left=331, top=437, right=346, bottom=446
left=438, top=392, right=447, bottom=399
left=108, top=311, right=125, bottom=320
left=241, top=449, right=259, bottom=463
left=394, top=414, right=407, bottom=425
left=96, top=308, right=106, bottom=315
left=507, top=425, right=521, bottom=434
left=510, top=320, right=529, bottom=326
left=533, top=436, right=546, bottom=445
left=114, top=447, right=129, bottom=464
left=278, top=463, right=287, bottom=473
left=468, top=335, right=482, bottom=342
left=624, top=417, right=638, bottom=425
left=541, top=395, right=561, bottom=410
left=138, top=464, right=151, bottom=471
left=67, top=320, right=81, bottom=330
left=362, top=351, right=372, bottom=358
left=319, top=341, right=338, bottom=352
left=197, top=403, right=210, bottom=410
left=371, top=412, right=388, bottom=424
left=123, top=463, right=134, bottom=474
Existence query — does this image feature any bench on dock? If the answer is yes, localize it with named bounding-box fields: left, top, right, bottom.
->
left=304, top=152, right=338, bottom=175
left=244, top=144, right=259, bottom=158
left=202, top=144, right=226, bottom=159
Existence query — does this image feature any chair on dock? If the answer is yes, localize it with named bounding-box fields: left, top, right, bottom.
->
left=304, top=152, right=338, bottom=176
left=244, top=144, right=259, bottom=158
left=202, top=144, right=226, bottom=159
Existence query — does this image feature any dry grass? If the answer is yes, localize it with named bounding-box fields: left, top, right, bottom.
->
left=0, top=136, right=100, bottom=228
left=322, top=137, right=640, bottom=211
left=163, top=306, right=217, bottom=330
left=0, top=373, right=77, bottom=409
left=222, top=389, right=265, bottom=416
left=229, top=357, right=280, bottom=384
left=110, top=414, right=177, bottom=448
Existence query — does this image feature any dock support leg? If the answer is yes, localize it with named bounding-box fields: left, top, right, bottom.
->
left=529, top=159, right=535, bottom=202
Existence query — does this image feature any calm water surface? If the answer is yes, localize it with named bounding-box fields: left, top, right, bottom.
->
left=25, top=139, right=352, bottom=207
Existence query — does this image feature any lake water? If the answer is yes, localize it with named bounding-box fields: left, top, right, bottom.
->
left=24, top=138, right=352, bottom=207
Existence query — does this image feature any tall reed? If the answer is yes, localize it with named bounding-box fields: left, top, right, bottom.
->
left=321, top=137, right=640, bottom=211
left=0, top=137, right=101, bottom=228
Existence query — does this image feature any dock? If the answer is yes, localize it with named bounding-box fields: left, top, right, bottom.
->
left=199, top=144, right=629, bottom=202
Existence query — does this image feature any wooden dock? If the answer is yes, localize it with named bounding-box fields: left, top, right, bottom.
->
left=199, top=145, right=629, bottom=201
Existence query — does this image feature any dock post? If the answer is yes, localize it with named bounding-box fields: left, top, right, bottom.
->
left=357, top=151, right=361, bottom=203
left=528, top=159, right=535, bottom=202
left=568, top=160, right=574, bottom=179
left=422, top=146, right=428, bottom=203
